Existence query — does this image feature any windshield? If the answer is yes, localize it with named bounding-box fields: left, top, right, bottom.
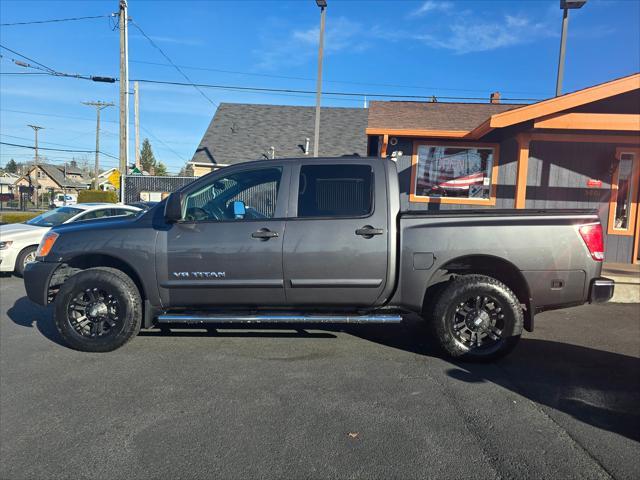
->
left=25, top=207, right=83, bottom=227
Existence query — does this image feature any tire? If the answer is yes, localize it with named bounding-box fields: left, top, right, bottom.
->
left=426, top=275, right=523, bottom=362
left=54, top=267, right=142, bottom=352
left=15, top=246, right=37, bottom=277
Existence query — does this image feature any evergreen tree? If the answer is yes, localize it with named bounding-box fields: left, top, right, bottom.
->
left=6, top=159, right=18, bottom=173
left=139, top=138, right=156, bottom=173
left=154, top=162, right=168, bottom=176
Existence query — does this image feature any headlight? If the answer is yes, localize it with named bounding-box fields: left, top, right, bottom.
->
left=36, top=231, right=59, bottom=257
left=0, top=241, right=13, bottom=250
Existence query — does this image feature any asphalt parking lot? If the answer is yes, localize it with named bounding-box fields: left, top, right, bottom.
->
left=1, top=274, right=639, bottom=480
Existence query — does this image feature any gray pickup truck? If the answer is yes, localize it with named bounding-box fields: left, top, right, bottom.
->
left=24, top=157, right=614, bottom=360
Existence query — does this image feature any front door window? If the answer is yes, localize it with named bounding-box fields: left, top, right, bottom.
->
left=182, top=167, right=282, bottom=222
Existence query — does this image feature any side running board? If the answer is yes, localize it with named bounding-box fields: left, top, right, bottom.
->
left=157, top=313, right=402, bottom=324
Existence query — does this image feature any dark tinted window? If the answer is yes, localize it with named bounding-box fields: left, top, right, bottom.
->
left=297, top=164, right=373, bottom=218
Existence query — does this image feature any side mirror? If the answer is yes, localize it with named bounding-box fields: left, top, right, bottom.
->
left=232, top=200, right=246, bottom=219
left=164, top=192, right=183, bottom=223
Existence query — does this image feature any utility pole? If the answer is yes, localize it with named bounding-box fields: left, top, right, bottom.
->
left=313, top=0, right=327, bottom=157
left=83, top=101, right=114, bottom=189
left=119, top=0, right=130, bottom=174
left=134, top=81, right=140, bottom=169
left=27, top=125, right=43, bottom=166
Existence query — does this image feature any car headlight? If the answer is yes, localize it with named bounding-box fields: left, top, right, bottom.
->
left=0, top=241, right=13, bottom=250
left=36, top=231, right=59, bottom=257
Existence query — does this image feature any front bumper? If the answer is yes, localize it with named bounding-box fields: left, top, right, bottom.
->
left=23, top=261, right=61, bottom=306
left=589, top=277, right=615, bottom=303
left=0, top=248, right=18, bottom=272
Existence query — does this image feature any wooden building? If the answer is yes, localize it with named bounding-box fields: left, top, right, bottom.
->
left=367, top=73, right=640, bottom=264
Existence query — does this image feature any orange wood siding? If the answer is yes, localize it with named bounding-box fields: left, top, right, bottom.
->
left=534, top=113, right=640, bottom=131
left=490, top=74, right=640, bottom=129
left=530, top=133, right=640, bottom=145
left=514, top=134, right=531, bottom=209
left=366, top=128, right=470, bottom=138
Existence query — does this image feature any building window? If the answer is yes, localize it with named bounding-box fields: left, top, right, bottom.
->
left=608, top=148, right=639, bottom=236
left=410, top=142, right=499, bottom=205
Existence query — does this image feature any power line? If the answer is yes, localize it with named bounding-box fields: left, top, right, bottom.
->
left=0, top=108, right=119, bottom=124
left=131, top=59, right=550, bottom=96
left=128, top=19, right=217, bottom=107
left=1, top=14, right=116, bottom=27
left=0, top=72, right=50, bottom=76
left=0, top=46, right=539, bottom=102
left=139, top=125, right=187, bottom=162
left=0, top=44, right=57, bottom=74
left=131, top=78, right=539, bottom=102
left=0, top=133, right=98, bottom=150
left=0, top=141, right=117, bottom=156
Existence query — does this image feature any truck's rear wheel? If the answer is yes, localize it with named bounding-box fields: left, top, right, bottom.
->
left=54, top=267, right=142, bottom=352
left=426, top=275, right=523, bottom=361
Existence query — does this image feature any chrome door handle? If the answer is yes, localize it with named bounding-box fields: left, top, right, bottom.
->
left=355, top=226, right=384, bottom=238
left=251, top=229, right=279, bottom=240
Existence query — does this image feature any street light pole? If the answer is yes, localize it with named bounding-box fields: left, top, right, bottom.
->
left=555, top=7, right=569, bottom=97
left=555, top=0, right=587, bottom=97
left=313, top=0, right=327, bottom=158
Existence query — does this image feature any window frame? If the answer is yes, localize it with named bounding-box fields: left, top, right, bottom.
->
left=290, top=163, right=376, bottom=220
left=607, top=147, right=640, bottom=236
left=178, top=165, right=288, bottom=224
left=409, top=141, right=500, bottom=206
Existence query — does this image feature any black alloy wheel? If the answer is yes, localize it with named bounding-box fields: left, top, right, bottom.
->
left=426, top=274, right=523, bottom=361
left=54, top=267, right=142, bottom=352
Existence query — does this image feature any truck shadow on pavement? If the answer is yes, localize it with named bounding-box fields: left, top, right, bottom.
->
left=7, top=296, right=61, bottom=344
left=8, top=298, right=640, bottom=442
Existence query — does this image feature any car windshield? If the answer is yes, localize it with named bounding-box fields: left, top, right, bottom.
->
left=25, top=207, right=83, bottom=227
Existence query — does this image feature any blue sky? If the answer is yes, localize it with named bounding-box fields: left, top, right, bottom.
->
left=1, top=0, right=639, bottom=173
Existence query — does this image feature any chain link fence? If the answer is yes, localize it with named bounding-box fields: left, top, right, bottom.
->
left=120, top=175, right=196, bottom=204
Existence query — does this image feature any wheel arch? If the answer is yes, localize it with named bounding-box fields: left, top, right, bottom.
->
left=15, top=244, right=39, bottom=272
left=59, top=253, right=157, bottom=328
left=423, top=254, right=534, bottom=332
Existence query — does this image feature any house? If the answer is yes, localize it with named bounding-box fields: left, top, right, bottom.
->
left=0, top=172, right=19, bottom=202
left=368, top=73, right=640, bottom=264
left=14, top=163, right=90, bottom=204
left=190, top=104, right=368, bottom=176
left=93, top=167, right=120, bottom=191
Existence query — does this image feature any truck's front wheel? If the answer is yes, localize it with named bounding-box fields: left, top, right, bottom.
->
left=426, top=275, right=523, bottom=361
left=54, top=267, right=142, bottom=352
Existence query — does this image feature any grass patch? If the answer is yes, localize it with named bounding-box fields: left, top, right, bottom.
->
left=0, top=211, right=43, bottom=224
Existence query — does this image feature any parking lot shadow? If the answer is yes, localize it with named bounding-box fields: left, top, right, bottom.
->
left=445, top=339, right=640, bottom=443
left=346, top=318, right=640, bottom=443
left=7, top=296, right=64, bottom=346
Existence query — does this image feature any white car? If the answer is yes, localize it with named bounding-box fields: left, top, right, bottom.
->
left=0, top=203, right=141, bottom=276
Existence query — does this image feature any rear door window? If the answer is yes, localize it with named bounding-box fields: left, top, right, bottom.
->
left=297, top=164, right=373, bottom=218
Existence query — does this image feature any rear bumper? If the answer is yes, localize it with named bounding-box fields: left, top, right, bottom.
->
left=589, top=277, right=615, bottom=304
left=24, top=261, right=60, bottom=306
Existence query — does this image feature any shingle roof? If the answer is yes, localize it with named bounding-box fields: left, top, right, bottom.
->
left=191, top=103, right=368, bottom=165
left=38, top=164, right=88, bottom=188
left=367, top=101, right=522, bottom=131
